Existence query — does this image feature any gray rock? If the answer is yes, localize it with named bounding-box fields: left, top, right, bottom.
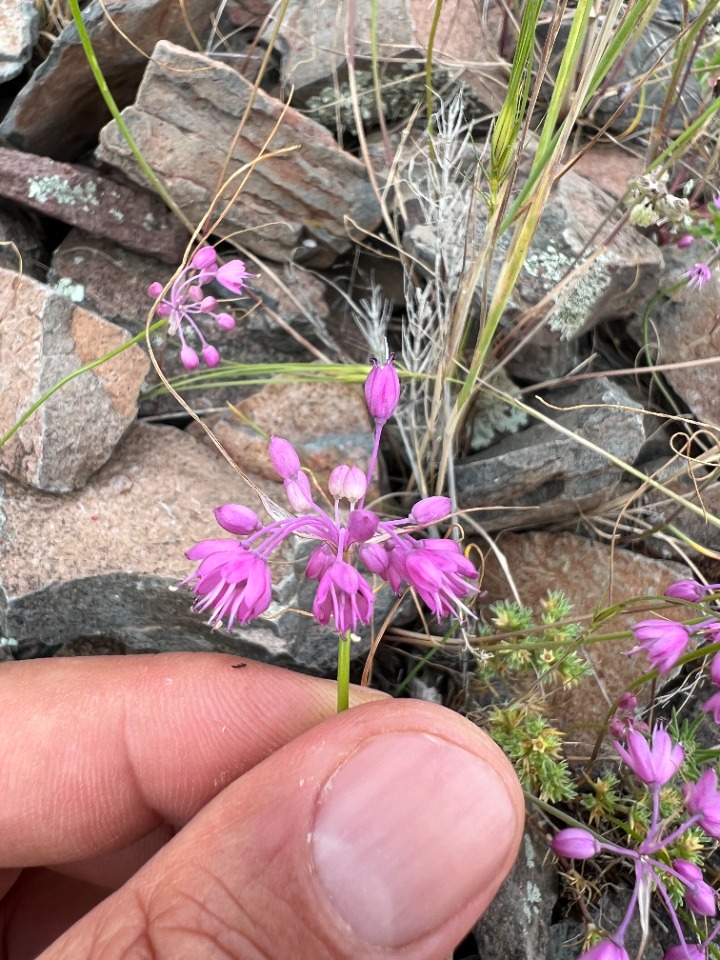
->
left=0, top=422, right=386, bottom=672
left=0, top=145, right=188, bottom=264
left=0, top=267, right=149, bottom=491
left=474, top=829, right=558, bottom=960
left=96, top=41, right=382, bottom=267
left=0, top=0, right=220, bottom=160
left=0, top=0, right=38, bottom=83
left=455, top=378, right=649, bottom=529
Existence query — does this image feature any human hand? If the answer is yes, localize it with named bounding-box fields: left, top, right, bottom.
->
left=0, top=653, right=523, bottom=960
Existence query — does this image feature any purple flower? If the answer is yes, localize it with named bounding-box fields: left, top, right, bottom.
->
left=677, top=235, right=695, bottom=249
left=614, top=725, right=683, bottom=788
left=148, top=250, right=249, bottom=369
left=711, top=651, right=720, bottom=686
left=684, top=769, right=720, bottom=838
left=365, top=355, right=400, bottom=425
left=328, top=464, right=367, bottom=504
left=663, top=946, right=705, bottom=960
left=403, top=539, right=479, bottom=619
left=684, top=262, right=712, bottom=289
left=313, top=560, right=374, bottom=635
left=214, top=504, right=262, bottom=535
left=268, top=436, right=301, bottom=479
left=550, top=828, right=601, bottom=859
left=216, top=259, right=250, bottom=294
left=410, top=496, right=453, bottom=526
left=629, top=619, right=692, bottom=674
left=673, top=859, right=716, bottom=916
left=182, top=540, right=272, bottom=630
left=664, top=579, right=708, bottom=602
left=582, top=941, right=630, bottom=960
left=702, top=690, right=720, bottom=723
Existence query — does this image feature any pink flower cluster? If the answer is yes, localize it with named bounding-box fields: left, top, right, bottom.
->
left=551, top=724, right=720, bottom=960
left=628, top=579, right=720, bottom=722
left=147, top=246, right=251, bottom=370
left=182, top=357, right=479, bottom=635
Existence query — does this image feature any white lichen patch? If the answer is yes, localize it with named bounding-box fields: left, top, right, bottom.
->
left=53, top=277, right=85, bottom=303
left=470, top=368, right=529, bottom=451
left=108, top=208, right=124, bottom=221
left=142, top=212, right=156, bottom=232
left=523, top=245, right=612, bottom=340
left=524, top=880, right=542, bottom=921
left=27, top=176, right=99, bottom=209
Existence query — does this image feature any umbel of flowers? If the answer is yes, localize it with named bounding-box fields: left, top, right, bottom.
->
left=147, top=246, right=251, bottom=370
left=181, top=356, right=479, bottom=706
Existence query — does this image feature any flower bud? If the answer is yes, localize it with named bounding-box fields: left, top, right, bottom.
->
left=188, top=285, right=204, bottom=302
left=410, top=496, right=452, bottom=526
left=214, top=504, right=261, bottom=535
left=216, top=312, right=235, bottom=330
left=285, top=472, right=314, bottom=513
left=550, top=828, right=601, bottom=860
left=711, top=651, right=720, bottom=687
left=180, top=345, right=200, bottom=370
left=664, top=579, right=706, bottom=602
left=157, top=302, right=172, bottom=317
left=191, top=246, right=218, bottom=270
left=200, top=296, right=218, bottom=311
left=360, top=541, right=389, bottom=575
left=147, top=281, right=164, bottom=297
left=306, top=543, right=335, bottom=580
left=269, top=437, right=301, bottom=479
left=677, top=235, right=695, bottom=249
left=364, top=355, right=400, bottom=425
left=329, top=464, right=367, bottom=504
left=202, top=344, right=221, bottom=367
left=347, top=509, right=379, bottom=544
left=617, top=692, right=637, bottom=711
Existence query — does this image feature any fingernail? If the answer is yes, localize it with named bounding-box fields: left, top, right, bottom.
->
left=311, top=731, right=518, bottom=948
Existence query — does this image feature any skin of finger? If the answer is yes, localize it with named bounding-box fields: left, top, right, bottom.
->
left=0, top=653, right=384, bottom=870
left=39, top=699, right=524, bottom=960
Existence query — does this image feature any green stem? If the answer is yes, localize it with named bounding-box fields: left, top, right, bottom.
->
left=337, top=632, right=352, bottom=713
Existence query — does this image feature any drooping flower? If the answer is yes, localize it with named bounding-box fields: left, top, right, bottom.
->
left=664, top=579, right=711, bottom=602
left=683, top=262, right=712, bottom=290
left=628, top=619, right=692, bottom=674
left=182, top=540, right=272, bottom=630
left=550, top=828, right=601, bottom=860
left=216, top=259, right=250, bottom=294
left=410, top=496, right=453, bottom=526
left=614, top=725, right=684, bottom=788
left=684, top=769, right=720, bottom=838
left=403, top=539, right=479, bottom=619
left=663, top=946, right=705, bottom=960
left=581, top=941, right=630, bottom=960
left=312, top=561, right=374, bottom=635
left=702, top=690, right=720, bottom=724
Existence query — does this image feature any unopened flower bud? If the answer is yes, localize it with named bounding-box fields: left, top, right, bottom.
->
left=550, top=828, right=601, bottom=860
left=202, top=344, right=220, bottom=367
left=157, top=302, right=172, bottom=317
left=617, top=692, right=637, bottom=711
left=360, top=541, right=390, bottom=575
left=677, top=235, right=694, bottom=249
left=216, top=312, right=235, bottom=330
left=285, top=472, right=314, bottom=513
left=214, top=504, right=261, bottom=535
left=147, top=281, right=164, bottom=297
left=191, top=247, right=218, bottom=270
left=711, top=652, right=720, bottom=686
left=364, top=355, right=400, bottom=425
left=180, top=345, right=200, bottom=370
left=306, top=543, right=335, bottom=580
left=665, top=579, right=706, bottom=601
left=329, top=464, right=367, bottom=504
left=200, top=296, right=218, bottom=311
left=269, top=437, right=301, bottom=479
left=347, top=509, right=379, bottom=544
left=410, top=496, right=452, bottom=526
left=188, top=285, right=204, bottom=302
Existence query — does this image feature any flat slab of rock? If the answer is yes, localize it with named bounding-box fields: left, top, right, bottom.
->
left=455, top=378, right=648, bottom=529
left=0, top=422, right=371, bottom=672
left=0, top=268, right=149, bottom=491
left=481, top=530, right=687, bottom=764
left=0, top=0, right=38, bottom=83
left=0, top=146, right=187, bottom=265
left=97, top=41, right=382, bottom=267
left=0, top=0, right=220, bottom=160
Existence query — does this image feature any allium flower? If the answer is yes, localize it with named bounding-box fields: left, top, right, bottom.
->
left=410, top=496, right=452, bottom=526
left=684, top=769, right=720, bottom=838
left=663, top=946, right=705, bottom=960
left=148, top=247, right=251, bottom=369
left=313, top=561, right=374, bottom=635
left=629, top=619, right=692, bottom=674
left=582, top=941, right=630, bottom=960
left=614, top=725, right=684, bottom=788
left=664, top=579, right=710, bottom=602
left=673, top=859, right=716, bottom=916
left=702, top=690, right=720, bottom=724
left=403, top=539, right=479, bottom=618
left=711, top=651, right=720, bottom=686
left=181, top=540, right=272, bottom=630
left=677, top=235, right=695, bottom=249
left=550, top=828, right=601, bottom=859
left=365, top=355, right=400, bottom=425
left=684, top=262, right=712, bottom=290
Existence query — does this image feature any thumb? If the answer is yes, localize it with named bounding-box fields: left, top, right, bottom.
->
left=43, top=699, right=524, bottom=960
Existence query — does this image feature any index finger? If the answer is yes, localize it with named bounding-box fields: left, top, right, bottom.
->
left=0, top=653, right=383, bottom=867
